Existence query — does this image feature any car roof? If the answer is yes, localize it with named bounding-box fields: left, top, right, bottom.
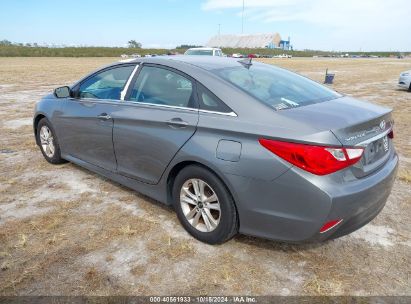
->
left=186, top=47, right=220, bottom=51
left=92, top=56, right=285, bottom=123
left=124, top=55, right=251, bottom=71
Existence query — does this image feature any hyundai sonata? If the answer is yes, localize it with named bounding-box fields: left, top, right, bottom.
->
left=34, top=56, right=398, bottom=244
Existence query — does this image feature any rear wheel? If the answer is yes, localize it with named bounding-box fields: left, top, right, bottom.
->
left=36, top=118, right=66, bottom=164
left=172, top=165, right=238, bottom=244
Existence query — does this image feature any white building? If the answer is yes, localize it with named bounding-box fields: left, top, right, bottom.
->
left=206, top=33, right=283, bottom=49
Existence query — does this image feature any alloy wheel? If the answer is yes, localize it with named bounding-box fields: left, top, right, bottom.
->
left=180, top=178, right=221, bottom=232
left=39, top=125, right=55, bottom=158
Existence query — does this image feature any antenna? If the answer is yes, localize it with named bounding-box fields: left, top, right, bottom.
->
left=238, top=57, right=252, bottom=69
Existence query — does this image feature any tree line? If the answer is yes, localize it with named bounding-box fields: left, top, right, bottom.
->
left=0, top=39, right=407, bottom=58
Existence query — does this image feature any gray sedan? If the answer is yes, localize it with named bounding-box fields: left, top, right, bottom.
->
left=33, top=56, right=398, bottom=244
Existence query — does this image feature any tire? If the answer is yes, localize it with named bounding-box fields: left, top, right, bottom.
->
left=172, top=165, right=238, bottom=244
left=36, top=118, right=67, bottom=164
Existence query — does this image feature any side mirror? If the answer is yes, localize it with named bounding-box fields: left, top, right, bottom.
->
left=54, top=86, right=71, bottom=98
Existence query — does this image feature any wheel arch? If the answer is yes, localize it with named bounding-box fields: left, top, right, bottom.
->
left=33, top=113, right=47, bottom=145
left=166, top=160, right=239, bottom=220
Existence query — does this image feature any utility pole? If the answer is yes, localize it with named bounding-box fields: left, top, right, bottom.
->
left=241, top=0, right=245, bottom=34
left=218, top=24, right=221, bottom=47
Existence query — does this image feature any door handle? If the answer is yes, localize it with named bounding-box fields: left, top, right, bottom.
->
left=97, top=113, right=112, bottom=120
left=166, top=118, right=188, bottom=128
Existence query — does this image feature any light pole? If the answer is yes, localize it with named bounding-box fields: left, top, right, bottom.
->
left=241, top=0, right=245, bottom=34
left=218, top=24, right=221, bottom=47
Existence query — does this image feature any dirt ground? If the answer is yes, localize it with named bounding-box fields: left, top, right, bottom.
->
left=0, top=57, right=410, bottom=296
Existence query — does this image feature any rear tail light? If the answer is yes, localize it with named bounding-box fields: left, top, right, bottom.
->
left=320, top=219, right=343, bottom=233
left=388, top=130, right=394, bottom=139
left=259, top=139, right=364, bottom=175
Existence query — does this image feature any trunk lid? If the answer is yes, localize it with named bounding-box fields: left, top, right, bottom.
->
left=275, top=96, right=394, bottom=177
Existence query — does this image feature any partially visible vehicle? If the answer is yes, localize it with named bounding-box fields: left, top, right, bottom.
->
left=398, top=70, right=411, bottom=91
left=248, top=54, right=259, bottom=58
left=184, top=47, right=223, bottom=56
left=273, top=54, right=292, bottom=58
left=232, top=53, right=243, bottom=58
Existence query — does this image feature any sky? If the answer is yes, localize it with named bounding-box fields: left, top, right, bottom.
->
left=0, top=0, right=410, bottom=51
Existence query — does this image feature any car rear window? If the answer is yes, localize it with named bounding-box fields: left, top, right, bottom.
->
left=215, top=64, right=341, bottom=110
left=185, top=50, right=213, bottom=56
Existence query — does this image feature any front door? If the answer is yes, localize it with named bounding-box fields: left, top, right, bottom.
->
left=58, top=64, right=135, bottom=171
left=113, top=65, right=199, bottom=184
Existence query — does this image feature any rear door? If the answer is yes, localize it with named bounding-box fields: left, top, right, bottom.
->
left=58, top=64, right=136, bottom=171
left=112, top=64, right=199, bottom=184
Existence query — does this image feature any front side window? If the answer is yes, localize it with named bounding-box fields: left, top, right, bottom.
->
left=128, top=66, right=195, bottom=108
left=78, top=65, right=135, bottom=100
left=215, top=64, right=342, bottom=110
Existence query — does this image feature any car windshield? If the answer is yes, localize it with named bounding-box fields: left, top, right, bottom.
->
left=185, top=49, right=213, bottom=56
left=215, top=64, right=342, bottom=110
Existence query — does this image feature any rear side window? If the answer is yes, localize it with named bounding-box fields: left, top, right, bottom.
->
left=196, top=83, right=233, bottom=114
left=128, top=66, right=196, bottom=108
left=78, top=65, right=134, bottom=100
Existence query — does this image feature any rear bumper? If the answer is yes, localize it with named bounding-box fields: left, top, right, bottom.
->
left=230, top=149, right=398, bottom=243
left=315, top=153, right=398, bottom=241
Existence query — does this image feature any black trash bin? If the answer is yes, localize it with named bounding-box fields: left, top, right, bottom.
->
left=324, top=73, right=335, bottom=84
left=324, top=68, right=335, bottom=84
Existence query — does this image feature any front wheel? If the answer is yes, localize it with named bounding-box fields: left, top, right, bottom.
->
left=172, top=165, right=238, bottom=244
left=36, top=118, right=66, bottom=164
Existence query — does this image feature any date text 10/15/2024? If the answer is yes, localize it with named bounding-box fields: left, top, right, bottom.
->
left=149, top=296, right=257, bottom=303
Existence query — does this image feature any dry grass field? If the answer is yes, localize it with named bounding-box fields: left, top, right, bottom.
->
left=0, top=57, right=410, bottom=296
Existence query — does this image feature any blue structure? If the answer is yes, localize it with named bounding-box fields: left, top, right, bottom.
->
left=279, top=37, right=291, bottom=50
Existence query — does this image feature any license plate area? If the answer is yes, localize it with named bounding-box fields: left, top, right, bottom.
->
left=362, top=135, right=389, bottom=166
